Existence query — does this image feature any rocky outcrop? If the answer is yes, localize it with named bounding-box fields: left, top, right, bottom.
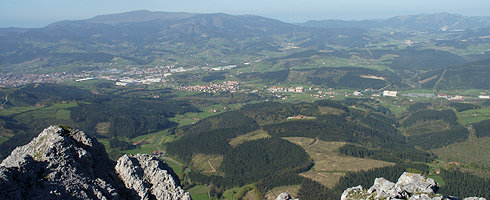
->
left=341, top=172, right=486, bottom=200
left=116, top=154, right=191, bottom=200
left=275, top=192, right=299, bottom=200
left=0, top=125, right=191, bottom=200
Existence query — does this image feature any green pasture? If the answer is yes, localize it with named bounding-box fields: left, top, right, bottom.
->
left=427, top=175, right=446, bottom=186
left=169, top=103, right=241, bottom=126
left=457, top=108, right=490, bottom=125
left=0, top=102, right=78, bottom=120
left=187, top=185, right=210, bottom=200
left=0, top=106, right=42, bottom=117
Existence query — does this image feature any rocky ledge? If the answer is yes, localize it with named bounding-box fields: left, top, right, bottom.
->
left=0, top=125, right=191, bottom=200
left=341, top=172, right=486, bottom=200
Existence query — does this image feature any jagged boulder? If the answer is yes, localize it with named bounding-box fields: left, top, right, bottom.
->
left=341, top=172, right=486, bottom=200
left=115, top=154, right=191, bottom=200
left=396, top=172, right=438, bottom=194
left=0, top=125, right=124, bottom=199
left=0, top=125, right=191, bottom=200
left=275, top=192, right=299, bottom=200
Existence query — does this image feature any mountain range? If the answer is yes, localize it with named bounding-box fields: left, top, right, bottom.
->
left=2, top=10, right=490, bottom=73
left=0, top=10, right=367, bottom=46
left=301, top=12, right=490, bottom=31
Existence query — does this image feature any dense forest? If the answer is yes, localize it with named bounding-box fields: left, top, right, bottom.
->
left=70, top=98, right=199, bottom=138
left=401, top=109, right=470, bottom=149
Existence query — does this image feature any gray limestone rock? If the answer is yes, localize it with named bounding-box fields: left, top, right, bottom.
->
left=341, top=172, right=486, bottom=200
left=274, top=192, right=299, bottom=200
left=0, top=125, right=191, bottom=200
left=397, top=172, right=438, bottom=194
left=275, top=192, right=292, bottom=200
left=341, top=185, right=363, bottom=200
left=115, top=154, right=191, bottom=200
left=0, top=125, right=123, bottom=200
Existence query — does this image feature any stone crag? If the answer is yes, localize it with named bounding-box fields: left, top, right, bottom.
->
left=0, top=125, right=191, bottom=200
left=116, top=154, right=191, bottom=200
left=341, top=172, right=486, bottom=200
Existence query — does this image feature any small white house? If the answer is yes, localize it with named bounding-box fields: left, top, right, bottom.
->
left=383, top=91, right=398, bottom=97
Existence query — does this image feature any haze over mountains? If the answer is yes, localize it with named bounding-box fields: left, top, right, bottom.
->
left=302, top=12, right=490, bottom=31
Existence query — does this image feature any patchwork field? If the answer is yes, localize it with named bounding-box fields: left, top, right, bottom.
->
left=228, top=130, right=271, bottom=147
left=191, top=154, right=224, bottom=174
left=284, top=137, right=395, bottom=187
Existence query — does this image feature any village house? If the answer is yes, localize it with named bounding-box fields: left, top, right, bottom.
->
left=383, top=90, right=398, bottom=97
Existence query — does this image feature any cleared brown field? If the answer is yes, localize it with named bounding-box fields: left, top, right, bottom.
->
left=96, top=122, right=110, bottom=135
left=284, top=137, right=395, bottom=187
left=228, top=130, right=271, bottom=147
left=191, top=154, right=224, bottom=175
left=318, top=106, right=345, bottom=115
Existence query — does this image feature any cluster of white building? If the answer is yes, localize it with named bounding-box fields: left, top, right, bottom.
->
left=267, top=86, right=304, bottom=93
left=177, top=81, right=239, bottom=93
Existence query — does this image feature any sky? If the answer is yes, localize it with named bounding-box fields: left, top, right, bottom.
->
left=1, top=0, right=490, bottom=28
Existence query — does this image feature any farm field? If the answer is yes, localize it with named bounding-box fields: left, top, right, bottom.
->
left=283, top=137, right=395, bottom=187
left=457, top=107, right=490, bottom=125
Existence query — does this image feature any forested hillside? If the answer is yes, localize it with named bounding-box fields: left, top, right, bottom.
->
left=165, top=99, right=490, bottom=199
left=0, top=84, right=200, bottom=158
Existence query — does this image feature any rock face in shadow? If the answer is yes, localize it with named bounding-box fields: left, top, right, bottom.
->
left=0, top=125, right=191, bottom=200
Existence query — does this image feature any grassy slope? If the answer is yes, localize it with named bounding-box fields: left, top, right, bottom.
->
left=187, top=185, right=210, bottom=200
left=228, top=130, right=271, bottom=147
left=457, top=107, right=490, bottom=125
left=432, top=136, right=490, bottom=167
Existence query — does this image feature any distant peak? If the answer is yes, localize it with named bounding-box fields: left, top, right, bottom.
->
left=85, top=10, right=198, bottom=25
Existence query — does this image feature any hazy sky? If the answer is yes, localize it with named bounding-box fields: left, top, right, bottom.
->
left=1, top=0, right=490, bottom=28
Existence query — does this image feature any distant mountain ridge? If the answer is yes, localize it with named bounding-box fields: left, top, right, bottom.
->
left=301, top=12, right=490, bottom=31
left=0, top=10, right=369, bottom=70
left=84, top=10, right=198, bottom=25
left=1, top=10, right=490, bottom=77
left=6, top=10, right=333, bottom=42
